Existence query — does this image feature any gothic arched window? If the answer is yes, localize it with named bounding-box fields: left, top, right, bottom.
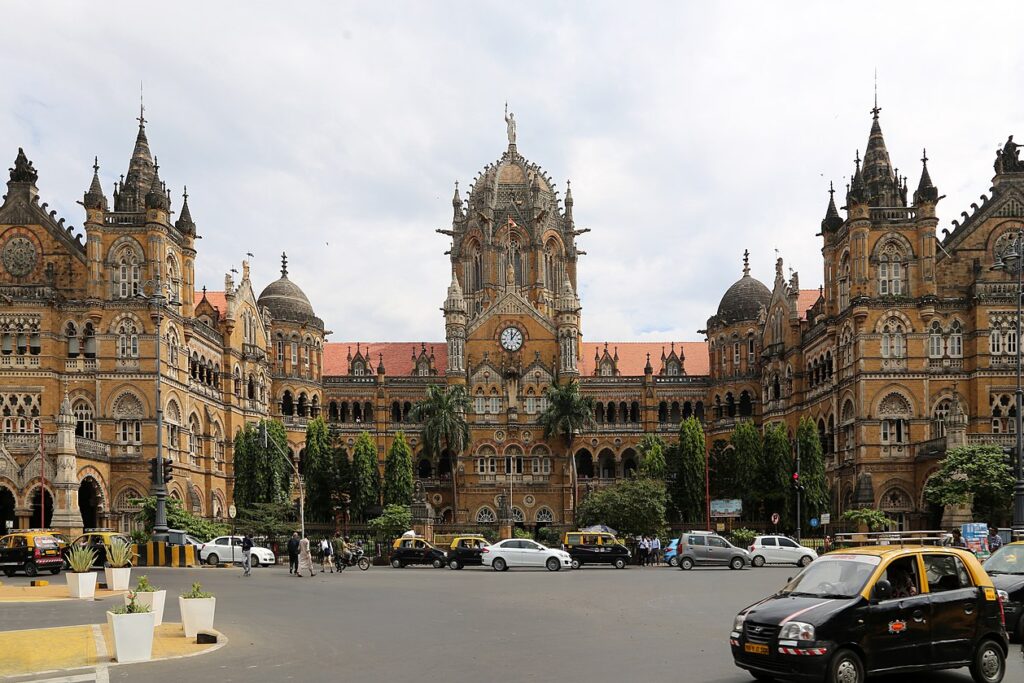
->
left=949, top=321, right=963, bottom=358
left=188, top=414, right=201, bottom=465
left=65, top=322, right=79, bottom=358
left=117, top=248, right=141, bottom=299
left=73, top=399, right=95, bottom=440
left=881, top=321, right=905, bottom=359
left=877, top=240, right=907, bottom=296
left=838, top=253, right=851, bottom=310
left=117, top=320, right=139, bottom=358
left=928, top=320, right=944, bottom=358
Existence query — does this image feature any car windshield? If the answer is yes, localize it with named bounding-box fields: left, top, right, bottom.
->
left=985, top=545, right=1024, bottom=574
left=780, top=554, right=880, bottom=598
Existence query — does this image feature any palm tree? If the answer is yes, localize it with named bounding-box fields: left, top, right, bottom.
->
left=537, top=380, right=596, bottom=520
left=411, top=383, right=470, bottom=521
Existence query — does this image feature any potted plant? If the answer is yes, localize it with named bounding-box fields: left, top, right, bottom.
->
left=104, top=539, right=133, bottom=591
left=127, top=575, right=166, bottom=626
left=66, top=546, right=97, bottom=599
left=106, top=591, right=155, bottom=662
left=179, top=582, right=215, bottom=638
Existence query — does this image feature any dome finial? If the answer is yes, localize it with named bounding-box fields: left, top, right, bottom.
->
left=742, top=249, right=750, bottom=277
left=281, top=252, right=288, bottom=277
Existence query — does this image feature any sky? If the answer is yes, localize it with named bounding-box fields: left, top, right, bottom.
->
left=3, top=1, right=1024, bottom=344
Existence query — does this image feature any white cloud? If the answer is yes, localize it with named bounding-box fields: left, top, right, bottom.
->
left=2, top=1, right=1023, bottom=342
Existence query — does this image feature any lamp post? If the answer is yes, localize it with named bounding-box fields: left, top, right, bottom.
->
left=991, top=234, right=1024, bottom=533
left=138, top=271, right=180, bottom=543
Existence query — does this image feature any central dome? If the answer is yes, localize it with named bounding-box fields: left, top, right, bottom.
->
left=257, top=253, right=323, bottom=330
left=714, top=253, right=771, bottom=325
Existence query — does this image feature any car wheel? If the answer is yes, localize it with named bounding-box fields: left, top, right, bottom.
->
left=390, top=558, right=402, bottom=568
left=799, top=555, right=813, bottom=567
left=730, top=557, right=744, bottom=570
left=448, top=559, right=461, bottom=570
left=49, top=567, right=61, bottom=575
left=206, top=553, right=219, bottom=566
left=751, top=555, right=765, bottom=567
left=432, top=558, right=444, bottom=569
left=969, top=638, right=1005, bottom=683
left=492, top=557, right=507, bottom=572
left=23, top=561, right=38, bottom=577
left=827, top=648, right=864, bottom=683
left=546, top=557, right=560, bottom=571
left=614, top=558, right=627, bottom=569
left=250, top=555, right=260, bottom=568
left=570, top=559, right=581, bottom=570
left=668, top=556, right=678, bottom=567
left=358, top=557, right=371, bottom=571
left=680, top=557, right=694, bottom=570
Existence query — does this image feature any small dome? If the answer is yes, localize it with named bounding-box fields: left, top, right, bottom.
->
left=257, top=253, right=323, bottom=330
left=714, top=251, right=771, bottom=325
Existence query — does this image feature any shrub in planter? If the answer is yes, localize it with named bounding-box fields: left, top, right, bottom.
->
left=127, top=575, right=166, bottom=626
left=104, top=539, right=133, bottom=591
left=179, top=582, right=216, bottom=638
left=66, top=546, right=97, bottom=599
left=107, top=592, right=155, bottom=663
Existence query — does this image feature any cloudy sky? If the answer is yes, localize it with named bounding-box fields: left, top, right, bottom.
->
left=3, top=1, right=1023, bottom=344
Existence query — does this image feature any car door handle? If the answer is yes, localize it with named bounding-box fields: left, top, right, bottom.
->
left=963, top=602, right=975, bottom=615
left=912, top=609, right=926, bottom=623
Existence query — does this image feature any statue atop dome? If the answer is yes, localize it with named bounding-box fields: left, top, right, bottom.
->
left=504, top=102, right=516, bottom=146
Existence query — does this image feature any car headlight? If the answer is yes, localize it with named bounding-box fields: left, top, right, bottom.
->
left=997, top=589, right=1010, bottom=603
left=733, top=613, right=746, bottom=631
left=779, top=622, right=815, bottom=641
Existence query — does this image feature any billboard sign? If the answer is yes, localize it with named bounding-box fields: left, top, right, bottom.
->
left=710, top=499, right=742, bottom=518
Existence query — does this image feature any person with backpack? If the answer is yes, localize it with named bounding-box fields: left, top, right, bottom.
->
left=320, top=536, right=334, bottom=573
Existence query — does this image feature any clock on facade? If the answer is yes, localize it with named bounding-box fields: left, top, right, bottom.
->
left=500, top=326, right=523, bottom=351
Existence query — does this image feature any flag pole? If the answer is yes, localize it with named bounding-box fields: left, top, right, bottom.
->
left=40, top=429, right=45, bottom=528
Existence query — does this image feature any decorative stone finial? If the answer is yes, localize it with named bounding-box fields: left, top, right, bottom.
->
left=281, top=252, right=288, bottom=277
left=742, top=249, right=750, bottom=277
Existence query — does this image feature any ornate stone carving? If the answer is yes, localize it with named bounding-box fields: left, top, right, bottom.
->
left=2, top=236, right=37, bottom=277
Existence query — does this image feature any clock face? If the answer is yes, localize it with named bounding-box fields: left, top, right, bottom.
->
left=500, top=326, right=524, bottom=351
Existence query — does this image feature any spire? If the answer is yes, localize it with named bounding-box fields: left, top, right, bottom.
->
left=145, top=157, right=170, bottom=211
left=860, top=101, right=902, bottom=207
left=821, top=181, right=843, bottom=232
left=116, top=105, right=155, bottom=211
left=280, top=252, right=289, bottom=278
left=913, top=148, right=938, bottom=205
left=644, top=353, right=653, bottom=375
left=444, top=267, right=466, bottom=312
left=452, top=180, right=463, bottom=219
left=742, top=249, right=750, bottom=277
left=175, top=186, right=196, bottom=233
left=377, top=352, right=386, bottom=375
left=83, top=156, right=108, bottom=210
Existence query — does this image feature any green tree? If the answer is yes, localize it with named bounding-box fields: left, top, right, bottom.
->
left=302, top=417, right=335, bottom=523
left=236, top=502, right=297, bottom=538
left=133, top=496, right=229, bottom=541
left=232, top=419, right=290, bottom=508
left=538, top=380, right=596, bottom=514
left=350, top=431, right=381, bottom=521
left=796, top=417, right=828, bottom=531
left=925, top=445, right=1014, bottom=525
left=730, top=421, right=763, bottom=518
left=668, top=417, right=707, bottom=523
left=367, top=504, right=413, bottom=540
left=383, top=431, right=415, bottom=506
left=841, top=508, right=892, bottom=531
left=411, top=384, right=471, bottom=517
left=759, top=423, right=792, bottom=527
left=576, top=477, right=667, bottom=537
left=708, top=438, right=731, bottom=499
left=639, top=440, right=667, bottom=480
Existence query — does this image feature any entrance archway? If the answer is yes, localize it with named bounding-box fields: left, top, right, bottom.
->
left=0, top=486, right=14, bottom=533
left=78, top=478, right=101, bottom=529
left=30, top=488, right=53, bottom=528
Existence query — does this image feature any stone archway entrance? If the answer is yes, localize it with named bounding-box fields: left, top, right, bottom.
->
left=30, top=488, right=53, bottom=528
left=0, top=486, right=15, bottom=533
left=78, top=478, right=101, bottom=529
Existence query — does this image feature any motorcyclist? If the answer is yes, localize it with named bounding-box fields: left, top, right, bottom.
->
left=340, top=535, right=355, bottom=565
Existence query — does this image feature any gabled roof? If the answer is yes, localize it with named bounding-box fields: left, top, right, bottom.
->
left=797, top=289, right=820, bottom=321
left=195, top=290, right=228, bottom=316
left=579, top=342, right=709, bottom=376
left=324, top=342, right=447, bottom=377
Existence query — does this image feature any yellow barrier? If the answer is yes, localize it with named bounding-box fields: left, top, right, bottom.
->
left=130, top=542, right=198, bottom=567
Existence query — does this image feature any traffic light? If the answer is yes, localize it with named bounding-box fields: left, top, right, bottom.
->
left=162, top=457, right=174, bottom=483
left=1002, top=446, right=1015, bottom=467
left=149, top=457, right=159, bottom=484
left=791, top=472, right=805, bottom=493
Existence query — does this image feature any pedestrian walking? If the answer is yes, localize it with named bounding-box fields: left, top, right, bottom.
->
left=296, top=536, right=315, bottom=577
left=639, top=536, right=649, bottom=566
left=651, top=536, right=662, bottom=566
left=241, top=533, right=254, bottom=577
left=988, top=525, right=1003, bottom=553
left=287, top=532, right=300, bottom=574
left=320, top=536, right=334, bottom=573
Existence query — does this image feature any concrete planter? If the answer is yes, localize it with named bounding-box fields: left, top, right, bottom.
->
left=104, top=567, right=131, bottom=591
left=106, top=610, right=155, bottom=663
left=66, top=571, right=97, bottom=599
left=128, top=589, right=166, bottom=626
left=179, top=596, right=216, bottom=638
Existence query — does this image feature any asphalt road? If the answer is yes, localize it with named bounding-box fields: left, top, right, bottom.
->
left=3, top=562, right=1022, bottom=683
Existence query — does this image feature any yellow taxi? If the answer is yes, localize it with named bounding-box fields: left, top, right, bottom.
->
left=65, top=529, right=132, bottom=568
left=731, top=544, right=1010, bottom=683
left=0, top=530, right=64, bottom=576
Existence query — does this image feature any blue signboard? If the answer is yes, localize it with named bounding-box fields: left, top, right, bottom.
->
left=809, top=518, right=819, bottom=528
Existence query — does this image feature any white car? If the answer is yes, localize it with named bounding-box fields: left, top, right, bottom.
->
left=481, top=539, right=572, bottom=571
left=747, top=535, right=817, bottom=567
left=200, top=535, right=276, bottom=567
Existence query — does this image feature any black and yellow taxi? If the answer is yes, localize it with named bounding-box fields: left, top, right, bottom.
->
left=985, top=540, right=1024, bottom=642
left=445, top=534, right=488, bottom=570
left=64, top=529, right=132, bottom=568
left=0, top=530, right=64, bottom=576
left=562, top=530, right=631, bottom=569
left=730, top=545, right=1010, bottom=683
left=389, top=535, right=446, bottom=569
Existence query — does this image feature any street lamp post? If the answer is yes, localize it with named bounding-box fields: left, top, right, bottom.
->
left=991, top=234, right=1024, bottom=533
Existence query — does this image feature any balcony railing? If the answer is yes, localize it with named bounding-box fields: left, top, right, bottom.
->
left=967, top=433, right=1016, bottom=447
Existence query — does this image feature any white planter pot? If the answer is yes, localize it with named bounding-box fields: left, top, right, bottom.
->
left=128, top=590, right=166, bottom=627
left=178, top=596, right=216, bottom=638
left=106, top=610, right=155, bottom=663
left=104, top=567, right=131, bottom=591
left=66, top=571, right=97, bottom=599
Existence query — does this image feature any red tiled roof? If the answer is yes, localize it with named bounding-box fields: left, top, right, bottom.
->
left=195, top=290, right=228, bottom=315
left=580, top=341, right=709, bottom=377
left=797, top=288, right=821, bottom=321
left=324, top=342, right=448, bottom=376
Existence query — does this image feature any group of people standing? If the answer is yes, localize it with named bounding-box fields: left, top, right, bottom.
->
left=285, top=532, right=356, bottom=577
left=636, top=536, right=662, bottom=566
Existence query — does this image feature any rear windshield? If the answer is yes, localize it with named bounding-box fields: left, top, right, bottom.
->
left=33, top=536, right=58, bottom=549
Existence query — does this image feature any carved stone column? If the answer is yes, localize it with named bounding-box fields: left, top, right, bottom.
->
left=49, top=394, right=84, bottom=536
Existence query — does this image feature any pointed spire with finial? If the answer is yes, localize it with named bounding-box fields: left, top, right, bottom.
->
left=280, top=252, right=289, bottom=278
left=742, top=249, right=751, bottom=277
left=914, top=148, right=938, bottom=204
left=452, top=180, right=464, bottom=219
left=644, top=352, right=653, bottom=374
left=377, top=352, right=386, bottom=375
left=821, top=181, right=843, bottom=231
left=83, top=156, right=108, bottom=210
left=860, top=86, right=902, bottom=206
left=175, top=185, right=196, bottom=233
left=145, top=157, right=170, bottom=210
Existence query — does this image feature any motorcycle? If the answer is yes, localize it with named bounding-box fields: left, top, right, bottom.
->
left=334, top=546, right=371, bottom=571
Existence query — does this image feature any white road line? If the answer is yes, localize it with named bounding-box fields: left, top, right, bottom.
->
left=90, top=625, right=108, bottom=662
left=18, top=673, right=95, bottom=683
left=94, top=666, right=109, bottom=683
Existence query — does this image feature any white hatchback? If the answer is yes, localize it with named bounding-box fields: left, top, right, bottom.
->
left=748, top=535, right=817, bottom=567
left=200, top=535, right=276, bottom=567
left=481, top=539, right=572, bottom=571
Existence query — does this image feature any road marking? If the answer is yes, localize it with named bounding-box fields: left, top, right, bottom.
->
left=91, top=625, right=108, bottom=661
left=94, top=666, right=109, bottom=683
left=16, top=673, right=96, bottom=682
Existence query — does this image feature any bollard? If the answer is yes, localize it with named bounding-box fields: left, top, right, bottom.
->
left=30, top=579, right=49, bottom=587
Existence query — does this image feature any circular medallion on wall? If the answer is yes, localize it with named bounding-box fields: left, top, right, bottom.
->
left=523, top=494, right=536, bottom=508
left=522, top=431, right=532, bottom=443
left=2, top=234, right=37, bottom=278
left=590, top=438, right=599, bottom=447
left=432, top=493, right=443, bottom=505
left=494, top=430, right=505, bottom=443
left=614, top=438, right=622, bottom=447
left=493, top=495, right=503, bottom=507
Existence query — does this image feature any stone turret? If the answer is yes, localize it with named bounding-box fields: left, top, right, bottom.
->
left=49, top=393, right=84, bottom=535
left=444, top=269, right=467, bottom=375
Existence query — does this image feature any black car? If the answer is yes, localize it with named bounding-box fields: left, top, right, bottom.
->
left=445, top=535, right=488, bottom=570
left=731, top=547, right=1009, bottom=683
left=562, top=531, right=630, bottom=569
left=985, top=541, right=1024, bottom=642
left=389, top=536, right=446, bottom=568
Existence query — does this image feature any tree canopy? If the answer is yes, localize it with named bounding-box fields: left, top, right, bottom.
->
left=350, top=431, right=381, bottom=521
left=667, top=416, right=706, bottom=523
left=796, top=417, right=828, bottom=530
left=368, top=504, right=413, bottom=540
left=411, top=383, right=471, bottom=514
left=232, top=419, right=291, bottom=508
left=383, top=431, right=414, bottom=506
left=925, top=445, right=1014, bottom=525
left=132, top=496, right=229, bottom=541
left=576, top=477, right=667, bottom=537
left=302, top=417, right=335, bottom=523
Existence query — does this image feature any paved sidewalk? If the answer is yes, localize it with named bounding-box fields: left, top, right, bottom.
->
left=0, top=622, right=224, bottom=678
left=0, top=584, right=126, bottom=603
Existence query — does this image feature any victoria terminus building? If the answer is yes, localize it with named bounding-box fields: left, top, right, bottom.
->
left=0, top=104, right=1020, bottom=534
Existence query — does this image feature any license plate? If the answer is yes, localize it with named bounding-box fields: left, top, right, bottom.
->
left=744, top=643, right=770, bottom=656
left=44, top=550, right=56, bottom=556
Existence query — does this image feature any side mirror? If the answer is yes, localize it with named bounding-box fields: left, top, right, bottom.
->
left=873, top=579, right=892, bottom=601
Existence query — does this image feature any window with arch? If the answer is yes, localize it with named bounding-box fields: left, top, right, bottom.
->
left=475, top=446, right=496, bottom=475
left=877, top=241, right=906, bottom=296
left=489, top=390, right=501, bottom=415
left=188, top=414, right=201, bottom=465
left=838, top=253, right=851, bottom=309
left=535, top=507, right=554, bottom=523
left=475, top=507, right=496, bottom=524
left=949, top=321, right=963, bottom=358
left=474, top=388, right=485, bottom=415
left=928, top=320, right=944, bottom=358
left=117, top=248, right=142, bottom=299
left=878, top=393, right=912, bottom=445
left=112, top=392, right=144, bottom=444
left=82, top=322, right=96, bottom=358
left=881, top=320, right=906, bottom=359
left=212, top=422, right=225, bottom=466
left=166, top=327, right=179, bottom=369
left=117, top=320, right=139, bottom=358
left=511, top=507, right=525, bottom=523
left=932, top=398, right=953, bottom=439
left=73, top=399, right=95, bottom=440
left=65, top=322, right=79, bottom=358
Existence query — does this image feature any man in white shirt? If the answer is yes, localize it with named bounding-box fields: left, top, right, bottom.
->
left=651, top=536, right=662, bottom=565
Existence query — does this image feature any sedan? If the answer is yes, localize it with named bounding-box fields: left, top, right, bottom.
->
left=200, top=535, right=276, bottom=567
left=747, top=535, right=817, bottom=567
left=481, top=539, right=572, bottom=572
